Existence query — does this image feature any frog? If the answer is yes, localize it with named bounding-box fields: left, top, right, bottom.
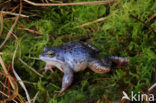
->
left=39, top=42, right=129, bottom=95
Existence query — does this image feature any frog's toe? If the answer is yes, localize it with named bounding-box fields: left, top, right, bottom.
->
left=54, top=90, right=64, bottom=95
left=45, top=68, right=54, bottom=73
left=44, top=66, right=54, bottom=73
left=49, top=68, right=54, bottom=72
left=44, top=68, right=47, bottom=72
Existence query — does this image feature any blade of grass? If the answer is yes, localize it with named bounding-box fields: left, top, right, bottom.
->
left=32, top=91, right=39, bottom=103
left=11, top=40, right=31, bottom=103
left=19, top=58, right=43, bottom=78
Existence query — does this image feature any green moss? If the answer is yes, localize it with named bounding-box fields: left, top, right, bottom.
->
left=0, top=0, right=155, bottom=102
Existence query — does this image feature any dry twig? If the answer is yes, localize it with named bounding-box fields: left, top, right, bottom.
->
left=19, top=58, right=43, bottom=78
left=23, top=0, right=115, bottom=6
left=32, top=91, right=39, bottom=103
left=0, top=0, right=22, bottom=49
left=148, top=83, right=156, bottom=92
left=146, top=13, right=156, bottom=23
left=10, top=5, right=20, bottom=13
left=11, top=41, right=31, bottom=103
left=0, top=8, right=4, bottom=36
left=130, top=14, right=156, bottom=34
left=0, top=56, right=18, bottom=102
left=75, top=10, right=118, bottom=28
left=17, top=80, right=37, bottom=85
left=19, top=27, right=42, bottom=35
left=27, top=57, right=41, bottom=60
left=2, top=11, right=29, bottom=18
left=0, top=57, right=15, bottom=89
left=0, top=90, right=18, bottom=103
left=75, top=16, right=108, bottom=28
left=0, top=80, right=9, bottom=90
left=9, top=1, right=31, bottom=102
left=3, top=26, right=18, bottom=39
left=0, top=0, right=11, bottom=6
left=146, top=27, right=156, bottom=34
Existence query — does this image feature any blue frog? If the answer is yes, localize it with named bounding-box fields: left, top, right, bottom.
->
left=39, top=42, right=129, bottom=95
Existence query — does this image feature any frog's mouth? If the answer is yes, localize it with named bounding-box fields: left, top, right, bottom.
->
left=39, top=54, right=45, bottom=60
left=39, top=54, right=51, bottom=61
left=39, top=54, right=64, bottom=72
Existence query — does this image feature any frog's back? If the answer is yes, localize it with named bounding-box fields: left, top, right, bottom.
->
left=52, top=42, right=96, bottom=54
left=62, top=42, right=97, bottom=56
left=58, top=42, right=97, bottom=71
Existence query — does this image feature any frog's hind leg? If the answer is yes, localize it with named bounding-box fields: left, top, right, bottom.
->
left=88, top=58, right=111, bottom=74
left=83, top=42, right=99, bottom=52
left=108, top=56, right=129, bottom=64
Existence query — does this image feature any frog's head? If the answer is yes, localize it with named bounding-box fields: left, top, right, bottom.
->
left=39, top=46, right=55, bottom=61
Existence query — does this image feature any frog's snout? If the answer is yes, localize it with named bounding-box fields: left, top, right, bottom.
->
left=39, top=53, right=45, bottom=58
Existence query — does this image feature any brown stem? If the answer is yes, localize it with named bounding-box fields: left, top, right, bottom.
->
left=23, top=0, right=115, bottom=6
left=0, top=1, right=22, bottom=49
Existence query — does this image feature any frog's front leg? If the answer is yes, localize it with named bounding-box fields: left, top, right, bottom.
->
left=44, top=64, right=54, bottom=72
left=55, top=64, right=74, bottom=95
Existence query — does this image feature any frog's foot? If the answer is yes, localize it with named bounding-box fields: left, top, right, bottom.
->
left=54, top=73, right=73, bottom=96
left=54, top=90, right=65, bottom=95
left=83, top=42, right=99, bottom=52
left=55, top=64, right=74, bottom=95
left=44, top=65, right=54, bottom=73
left=108, top=56, right=129, bottom=64
left=88, top=58, right=111, bottom=74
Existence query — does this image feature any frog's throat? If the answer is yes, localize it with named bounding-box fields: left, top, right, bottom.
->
left=50, top=60, right=64, bottom=72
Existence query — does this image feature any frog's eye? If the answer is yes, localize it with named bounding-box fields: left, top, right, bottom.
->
left=47, top=51, right=55, bottom=57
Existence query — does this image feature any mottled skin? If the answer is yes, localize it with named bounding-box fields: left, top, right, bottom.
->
left=39, top=42, right=129, bottom=95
